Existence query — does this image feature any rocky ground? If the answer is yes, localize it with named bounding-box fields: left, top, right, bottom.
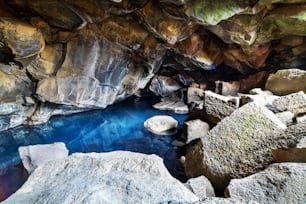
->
left=0, top=0, right=306, bottom=203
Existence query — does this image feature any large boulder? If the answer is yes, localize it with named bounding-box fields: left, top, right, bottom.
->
left=185, top=102, right=286, bottom=191
left=265, top=69, right=306, bottom=95
left=18, top=143, right=69, bottom=173
left=144, top=115, right=178, bottom=135
left=3, top=151, right=199, bottom=204
left=226, top=163, right=306, bottom=204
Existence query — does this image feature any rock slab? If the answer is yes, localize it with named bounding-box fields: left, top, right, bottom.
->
left=185, top=102, right=286, bottom=191
left=226, top=163, right=306, bottom=204
left=4, top=151, right=198, bottom=204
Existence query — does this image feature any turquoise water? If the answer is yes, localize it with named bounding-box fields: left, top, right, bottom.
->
left=0, top=96, right=188, bottom=201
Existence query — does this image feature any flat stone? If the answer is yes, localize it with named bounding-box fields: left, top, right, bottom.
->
left=265, top=69, right=306, bottom=95
left=185, top=102, right=286, bottom=191
left=153, top=97, right=189, bottom=114
left=226, top=163, right=306, bottom=204
left=144, top=115, right=178, bottom=135
left=3, top=151, right=199, bottom=204
left=185, top=176, right=215, bottom=199
left=204, top=90, right=240, bottom=120
left=185, top=119, right=210, bottom=144
left=18, top=143, right=69, bottom=173
left=272, top=91, right=306, bottom=115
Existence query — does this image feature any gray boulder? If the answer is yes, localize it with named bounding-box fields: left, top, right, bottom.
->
left=265, top=68, right=306, bottom=95
left=226, top=163, right=306, bottom=204
left=197, top=197, right=259, bottom=204
left=144, top=115, right=178, bottom=135
left=18, top=142, right=69, bottom=173
left=185, top=176, right=215, bottom=199
left=272, top=91, right=306, bottom=115
left=4, top=151, right=199, bottom=204
left=185, top=102, right=286, bottom=191
left=204, top=91, right=239, bottom=120
left=185, top=119, right=210, bottom=144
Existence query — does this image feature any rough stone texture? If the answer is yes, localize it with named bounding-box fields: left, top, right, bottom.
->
left=18, top=142, right=69, bottom=173
left=144, top=115, right=178, bottom=135
left=204, top=90, right=240, bottom=120
left=265, top=69, right=306, bottom=95
left=185, top=102, right=287, bottom=191
left=153, top=95, right=189, bottom=114
left=226, top=163, right=306, bottom=204
left=275, top=111, right=295, bottom=127
left=272, top=91, right=306, bottom=115
left=3, top=151, right=199, bottom=204
left=185, top=119, right=210, bottom=144
left=196, top=198, right=259, bottom=204
left=187, top=87, right=204, bottom=110
left=185, top=176, right=215, bottom=199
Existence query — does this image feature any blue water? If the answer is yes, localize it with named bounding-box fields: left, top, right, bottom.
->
left=0, top=96, right=188, bottom=201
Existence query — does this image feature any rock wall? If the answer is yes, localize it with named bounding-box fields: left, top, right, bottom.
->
left=1, top=0, right=306, bottom=130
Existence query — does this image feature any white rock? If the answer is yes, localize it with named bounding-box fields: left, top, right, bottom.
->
left=275, top=111, right=294, bottom=126
left=4, top=151, right=199, bottom=204
left=185, top=176, right=215, bottom=199
left=18, top=142, right=69, bottom=173
left=144, top=115, right=178, bottom=135
left=226, top=163, right=306, bottom=204
left=185, top=119, right=210, bottom=144
left=197, top=197, right=259, bottom=204
left=272, top=91, right=306, bottom=115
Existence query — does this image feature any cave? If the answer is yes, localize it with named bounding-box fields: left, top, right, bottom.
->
left=0, top=0, right=305, bottom=203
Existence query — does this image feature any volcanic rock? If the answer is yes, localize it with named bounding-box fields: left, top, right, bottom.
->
left=3, top=151, right=199, bottom=204
left=185, top=176, right=215, bottom=199
left=226, top=163, right=306, bottom=204
left=185, top=119, right=210, bottom=144
left=272, top=91, right=306, bottom=115
left=144, top=115, right=178, bottom=135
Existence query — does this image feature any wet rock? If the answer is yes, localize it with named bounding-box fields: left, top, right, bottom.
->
left=137, top=0, right=197, bottom=44
left=149, top=75, right=181, bottom=97
left=185, top=119, right=210, bottom=144
left=144, top=115, right=178, bottom=135
left=226, top=163, right=306, bottom=204
left=153, top=97, right=189, bottom=114
left=27, top=44, right=64, bottom=80
left=18, top=143, right=69, bottom=174
left=3, top=151, right=199, bottom=204
left=185, top=102, right=286, bottom=191
left=0, top=18, right=45, bottom=59
left=37, top=26, right=151, bottom=108
left=204, top=91, right=240, bottom=120
left=185, top=176, right=215, bottom=199
left=265, top=68, right=306, bottom=95
left=272, top=91, right=306, bottom=115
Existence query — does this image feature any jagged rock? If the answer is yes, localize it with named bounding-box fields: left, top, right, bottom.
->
left=18, top=143, right=69, bottom=173
left=272, top=91, right=306, bottom=115
left=296, top=114, right=306, bottom=124
left=185, top=119, right=210, bottom=144
left=27, top=44, right=64, bottom=80
left=150, top=75, right=181, bottom=97
left=176, top=32, right=223, bottom=70
left=36, top=26, right=152, bottom=108
left=185, top=176, right=215, bottom=199
left=3, top=151, right=199, bottom=204
left=239, top=93, right=279, bottom=110
left=204, top=91, right=240, bottom=120
left=0, top=18, right=45, bottom=59
left=226, top=163, right=306, bottom=204
left=153, top=97, right=189, bottom=114
left=144, top=115, right=178, bottom=135
left=275, top=111, right=295, bottom=126
left=185, top=102, right=286, bottom=191
left=197, top=197, right=259, bottom=204
left=265, top=69, right=306, bottom=95
left=137, top=0, right=198, bottom=44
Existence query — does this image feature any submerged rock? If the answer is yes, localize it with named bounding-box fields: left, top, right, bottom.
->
left=18, top=143, right=69, bottom=174
left=185, top=102, right=286, bottom=191
left=226, top=163, right=306, bottom=204
left=144, top=115, right=178, bottom=135
left=3, top=151, right=199, bottom=204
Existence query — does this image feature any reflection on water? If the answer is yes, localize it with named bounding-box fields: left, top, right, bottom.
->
left=0, top=96, right=188, bottom=201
